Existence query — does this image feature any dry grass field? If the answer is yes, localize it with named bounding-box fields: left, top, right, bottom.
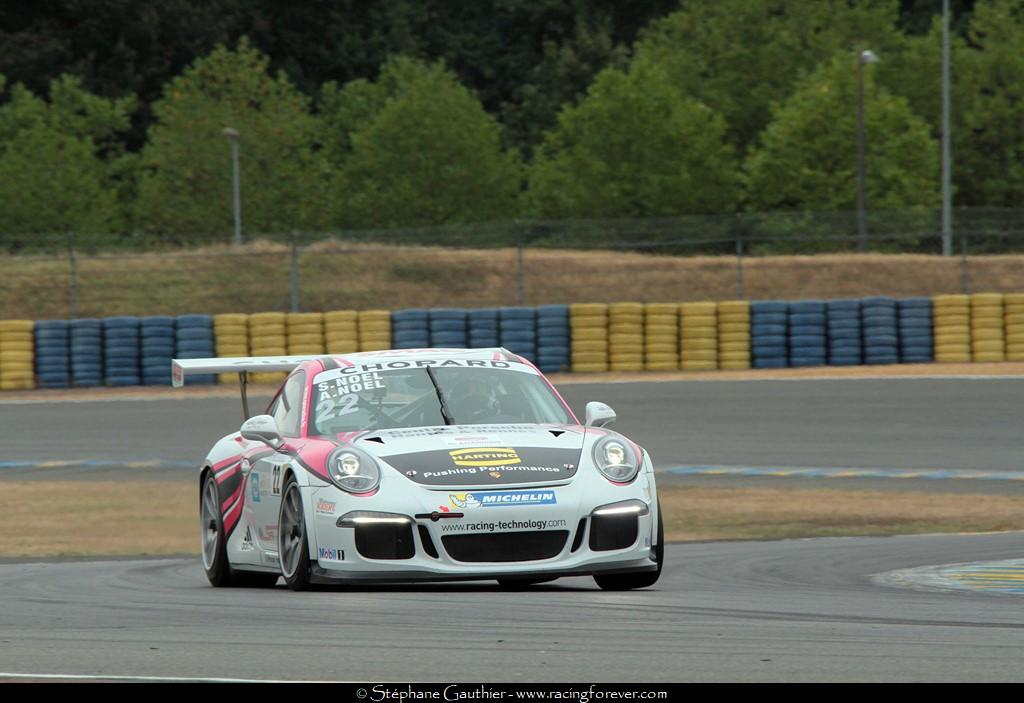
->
left=4, top=240, right=1024, bottom=319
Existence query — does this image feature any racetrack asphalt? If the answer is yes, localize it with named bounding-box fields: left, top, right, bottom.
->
left=0, top=532, right=1022, bottom=682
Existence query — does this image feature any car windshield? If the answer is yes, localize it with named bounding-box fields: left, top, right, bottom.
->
left=310, top=364, right=572, bottom=435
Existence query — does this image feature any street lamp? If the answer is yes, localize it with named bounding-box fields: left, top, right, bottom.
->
left=857, top=49, right=880, bottom=253
left=222, top=127, right=242, bottom=246
left=941, top=0, right=953, bottom=256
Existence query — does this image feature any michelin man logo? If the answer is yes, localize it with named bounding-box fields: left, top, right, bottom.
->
left=449, top=492, right=482, bottom=509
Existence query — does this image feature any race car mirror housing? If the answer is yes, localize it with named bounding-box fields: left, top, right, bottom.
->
left=240, top=414, right=284, bottom=449
left=585, top=401, right=617, bottom=428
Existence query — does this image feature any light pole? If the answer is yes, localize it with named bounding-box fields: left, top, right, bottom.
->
left=222, top=127, right=242, bottom=246
left=941, top=0, right=953, bottom=256
left=857, top=49, right=880, bottom=253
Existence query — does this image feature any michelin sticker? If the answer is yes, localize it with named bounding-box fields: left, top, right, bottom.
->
left=449, top=490, right=557, bottom=510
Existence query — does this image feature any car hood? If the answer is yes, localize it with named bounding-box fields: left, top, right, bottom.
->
left=357, top=424, right=586, bottom=487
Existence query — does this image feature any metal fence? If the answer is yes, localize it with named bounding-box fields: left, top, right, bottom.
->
left=3, top=208, right=1024, bottom=319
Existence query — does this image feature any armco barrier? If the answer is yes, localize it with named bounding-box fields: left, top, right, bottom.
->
left=34, top=320, right=69, bottom=388
left=717, top=300, right=750, bottom=370
left=971, top=293, right=1004, bottom=362
left=751, top=301, right=787, bottom=369
left=104, top=316, right=141, bottom=386
left=535, top=304, right=570, bottom=373
left=826, top=299, right=862, bottom=366
left=897, top=298, right=933, bottom=363
left=141, top=315, right=176, bottom=386
left=570, top=303, right=608, bottom=372
left=788, top=300, right=826, bottom=368
left=933, top=294, right=971, bottom=362
left=861, top=296, right=899, bottom=365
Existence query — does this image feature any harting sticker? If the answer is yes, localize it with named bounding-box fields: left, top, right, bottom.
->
left=449, top=447, right=520, bottom=467
left=315, top=499, right=337, bottom=515
left=449, top=490, right=556, bottom=509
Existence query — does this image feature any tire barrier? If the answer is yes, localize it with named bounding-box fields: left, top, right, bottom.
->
left=391, top=309, right=429, bottom=350
left=103, top=316, right=141, bottom=387
left=826, top=299, right=862, bottom=366
left=933, top=294, right=971, bottom=362
left=467, top=308, right=499, bottom=349
left=644, top=303, right=679, bottom=371
left=175, top=314, right=215, bottom=385
left=1006, top=293, right=1024, bottom=362
left=248, top=312, right=287, bottom=383
left=34, top=320, right=70, bottom=388
left=535, top=304, right=570, bottom=373
left=717, top=300, right=750, bottom=370
left=70, top=318, right=103, bottom=387
left=570, top=303, right=608, bottom=372
left=1, top=320, right=36, bottom=390
left=971, top=293, right=1004, bottom=362
left=680, top=302, right=718, bottom=371
left=430, top=308, right=468, bottom=349
left=751, top=301, right=788, bottom=369
left=897, top=298, right=933, bottom=364
left=140, top=316, right=176, bottom=386
left=861, top=296, right=899, bottom=365
left=358, top=309, right=391, bottom=351
left=287, top=312, right=324, bottom=355
left=608, top=302, right=644, bottom=372
left=324, top=310, right=359, bottom=354
left=213, top=314, right=248, bottom=384
left=787, top=300, right=826, bottom=368
left=499, top=307, right=536, bottom=362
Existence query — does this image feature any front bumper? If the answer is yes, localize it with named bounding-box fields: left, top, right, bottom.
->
left=306, top=464, right=659, bottom=583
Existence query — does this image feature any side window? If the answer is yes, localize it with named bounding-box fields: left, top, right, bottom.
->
left=271, top=371, right=306, bottom=437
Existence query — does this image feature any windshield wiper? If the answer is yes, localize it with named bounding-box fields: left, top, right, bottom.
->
left=425, top=368, right=455, bottom=425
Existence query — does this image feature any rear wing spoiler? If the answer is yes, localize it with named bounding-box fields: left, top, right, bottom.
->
left=172, top=355, right=329, bottom=421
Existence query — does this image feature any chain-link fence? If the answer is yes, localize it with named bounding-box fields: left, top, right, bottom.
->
left=3, top=207, right=1024, bottom=319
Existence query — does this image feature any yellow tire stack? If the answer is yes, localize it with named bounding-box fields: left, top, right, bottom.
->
left=213, top=314, right=249, bottom=384
left=680, top=302, right=718, bottom=371
left=643, top=303, right=678, bottom=371
left=570, top=304, right=609, bottom=372
left=717, top=300, right=751, bottom=369
left=932, top=294, right=971, bottom=362
left=970, top=293, right=1005, bottom=362
left=287, top=312, right=325, bottom=355
left=249, top=312, right=288, bottom=383
left=358, top=310, right=391, bottom=351
left=608, top=303, right=644, bottom=372
left=0, top=320, right=35, bottom=390
left=1005, top=293, right=1024, bottom=362
left=324, top=310, right=359, bottom=354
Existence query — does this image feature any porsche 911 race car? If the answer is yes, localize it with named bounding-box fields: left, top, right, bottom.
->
left=173, top=348, right=662, bottom=591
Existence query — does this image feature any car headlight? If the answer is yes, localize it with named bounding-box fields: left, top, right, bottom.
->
left=326, top=447, right=381, bottom=494
left=592, top=435, right=640, bottom=483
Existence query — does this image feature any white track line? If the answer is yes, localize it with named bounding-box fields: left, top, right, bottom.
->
left=0, top=671, right=347, bottom=683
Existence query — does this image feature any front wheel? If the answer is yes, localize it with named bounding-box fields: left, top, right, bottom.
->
left=278, top=476, right=313, bottom=591
left=594, top=500, right=664, bottom=591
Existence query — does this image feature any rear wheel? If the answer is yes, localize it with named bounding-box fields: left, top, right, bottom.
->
left=200, top=473, right=279, bottom=588
left=278, top=476, right=313, bottom=591
left=594, top=500, right=664, bottom=591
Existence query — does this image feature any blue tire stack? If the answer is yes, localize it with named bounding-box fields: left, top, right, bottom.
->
left=787, top=300, right=827, bottom=367
left=140, top=316, right=176, bottom=385
left=897, top=297, right=934, bottom=363
left=103, top=317, right=141, bottom=386
left=861, top=296, right=900, bottom=365
left=34, top=320, right=71, bottom=388
left=70, top=319, right=103, bottom=387
left=391, top=309, right=430, bottom=349
left=175, top=314, right=216, bottom=385
left=429, top=309, right=468, bottom=348
left=467, top=308, right=500, bottom=348
left=535, top=304, right=571, bottom=373
left=750, top=301, right=788, bottom=369
left=826, top=300, right=863, bottom=366
left=499, top=307, right=537, bottom=362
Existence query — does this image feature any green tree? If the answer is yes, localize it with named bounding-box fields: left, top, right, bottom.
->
left=334, top=57, right=522, bottom=228
left=527, top=61, right=739, bottom=218
left=635, top=0, right=904, bottom=155
left=136, top=39, right=328, bottom=244
left=745, top=53, right=939, bottom=212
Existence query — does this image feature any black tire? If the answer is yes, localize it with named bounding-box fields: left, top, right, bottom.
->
left=201, top=473, right=280, bottom=588
left=593, top=499, right=664, bottom=591
left=278, top=476, right=313, bottom=591
left=496, top=577, right=559, bottom=589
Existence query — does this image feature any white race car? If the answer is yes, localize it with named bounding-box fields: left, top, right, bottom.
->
left=174, top=348, right=662, bottom=591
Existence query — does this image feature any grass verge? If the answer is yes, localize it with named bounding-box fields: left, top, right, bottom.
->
left=2, top=482, right=1023, bottom=558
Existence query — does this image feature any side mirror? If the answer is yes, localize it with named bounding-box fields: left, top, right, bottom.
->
left=585, top=401, right=616, bottom=428
left=241, top=414, right=283, bottom=449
